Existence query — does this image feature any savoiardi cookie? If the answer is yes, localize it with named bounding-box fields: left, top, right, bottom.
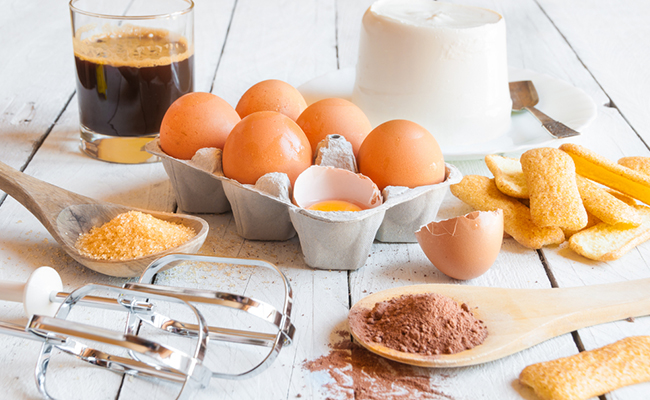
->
left=520, top=336, right=650, bottom=400
left=520, top=147, right=588, bottom=231
left=450, top=175, right=564, bottom=249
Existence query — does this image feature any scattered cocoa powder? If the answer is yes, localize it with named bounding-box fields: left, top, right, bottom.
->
left=350, top=293, right=487, bottom=355
left=303, top=333, right=454, bottom=400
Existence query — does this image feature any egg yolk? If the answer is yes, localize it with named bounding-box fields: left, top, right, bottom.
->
left=307, top=200, right=363, bottom=212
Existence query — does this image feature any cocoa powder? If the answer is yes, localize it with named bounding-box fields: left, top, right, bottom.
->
left=303, top=332, right=454, bottom=400
left=350, top=293, right=487, bottom=355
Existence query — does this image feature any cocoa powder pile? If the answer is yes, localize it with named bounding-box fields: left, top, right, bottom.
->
left=350, top=293, right=487, bottom=355
left=303, top=332, right=454, bottom=400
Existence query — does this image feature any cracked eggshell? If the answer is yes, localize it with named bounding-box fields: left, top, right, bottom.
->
left=314, top=134, right=358, bottom=172
left=293, top=165, right=382, bottom=210
left=415, top=210, right=504, bottom=280
left=376, top=165, right=462, bottom=243
left=290, top=165, right=384, bottom=270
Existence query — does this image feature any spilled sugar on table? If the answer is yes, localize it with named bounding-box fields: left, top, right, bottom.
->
left=1, top=0, right=650, bottom=399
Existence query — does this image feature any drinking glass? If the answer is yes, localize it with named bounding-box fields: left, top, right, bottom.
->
left=69, top=0, right=194, bottom=164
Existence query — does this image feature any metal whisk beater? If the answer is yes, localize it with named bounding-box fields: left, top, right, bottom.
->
left=0, top=254, right=296, bottom=399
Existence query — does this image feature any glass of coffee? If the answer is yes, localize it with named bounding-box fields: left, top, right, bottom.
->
left=69, top=0, right=194, bottom=164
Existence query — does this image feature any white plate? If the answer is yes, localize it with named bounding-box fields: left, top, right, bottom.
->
left=298, top=67, right=597, bottom=161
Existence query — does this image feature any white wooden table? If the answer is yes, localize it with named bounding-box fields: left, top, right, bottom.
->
left=1, top=1, right=649, bottom=399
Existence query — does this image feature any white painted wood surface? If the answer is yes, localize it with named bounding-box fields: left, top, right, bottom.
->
left=0, top=0, right=649, bottom=399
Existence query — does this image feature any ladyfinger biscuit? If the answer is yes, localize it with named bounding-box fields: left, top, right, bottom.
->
left=521, top=148, right=588, bottom=230
left=575, top=175, right=641, bottom=226
left=520, top=336, right=650, bottom=400
left=560, top=143, right=650, bottom=205
left=605, top=188, right=638, bottom=206
left=569, top=205, right=650, bottom=261
left=485, top=155, right=529, bottom=198
left=568, top=205, right=650, bottom=261
left=618, top=156, right=650, bottom=176
left=562, top=212, right=600, bottom=240
left=450, top=175, right=564, bottom=249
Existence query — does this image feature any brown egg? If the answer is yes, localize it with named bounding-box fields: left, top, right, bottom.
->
left=357, top=120, right=445, bottom=190
left=236, top=79, right=307, bottom=121
left=222, top=111, right=312, bottom=185
left=296, top=98, right=372, bottom=157
left=159, top=92, right=240, bottom=159
left=415, top=210, right=504, bottom=280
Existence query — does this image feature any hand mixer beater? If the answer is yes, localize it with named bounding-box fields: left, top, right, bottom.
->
left=0, top=254, right=295, bottom=399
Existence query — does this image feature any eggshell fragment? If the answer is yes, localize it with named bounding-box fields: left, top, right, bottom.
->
left=293, top=165, right=382, bottom=211
left=415, top=210, right=504, bottom=280
left=189, top=147, right=223, bottom=175
left=314, top=134, right=358, bottom=173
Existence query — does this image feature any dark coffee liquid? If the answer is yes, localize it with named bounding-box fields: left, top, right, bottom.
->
left=74, top=28, right=193, bottom=137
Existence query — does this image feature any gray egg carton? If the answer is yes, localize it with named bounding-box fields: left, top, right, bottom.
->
left=146, top=139, right=462, bottom=270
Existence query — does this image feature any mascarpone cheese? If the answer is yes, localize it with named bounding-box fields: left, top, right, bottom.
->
left=352, top=0, right=512, bottom=147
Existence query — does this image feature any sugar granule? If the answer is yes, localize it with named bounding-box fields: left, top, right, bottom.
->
left=75, top=211, right=195, bottom=260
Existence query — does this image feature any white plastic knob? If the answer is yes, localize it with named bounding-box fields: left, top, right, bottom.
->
left=0, top=266, right=63, bottom=317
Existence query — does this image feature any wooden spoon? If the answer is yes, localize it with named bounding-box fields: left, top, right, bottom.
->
left=0, top=161, right=209, bottom=278
left=349, top=279, right=650, bottom=367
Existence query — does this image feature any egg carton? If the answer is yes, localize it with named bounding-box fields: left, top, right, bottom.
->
left=145, top=139, right=462, bottom=270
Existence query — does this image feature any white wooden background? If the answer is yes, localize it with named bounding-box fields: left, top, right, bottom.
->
left=1, top=0, right=649, bottom=399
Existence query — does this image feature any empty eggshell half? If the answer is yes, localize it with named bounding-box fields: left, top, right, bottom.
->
left=293, top=165, right=382, bottom=211
left=415, top=210, right=504, bottom=280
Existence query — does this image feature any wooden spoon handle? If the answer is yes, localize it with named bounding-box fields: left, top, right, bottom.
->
left=525, top=278, right=650, bottom=335
left=0, top=160, right=95, bottom=236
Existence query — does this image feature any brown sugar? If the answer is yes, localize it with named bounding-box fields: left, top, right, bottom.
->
left=350, top=293, right=487, bottom=355
left=75, top=211, right=195, bottom=260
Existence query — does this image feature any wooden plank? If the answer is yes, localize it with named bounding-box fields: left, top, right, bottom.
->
left=528, top=1, right=650, bottom=398
left=0, top=1, right=73, bottom=169
left=446, top=0, right=650, bottom=397
left=343, top=0, right=650, bottom=398
left=126, top=1, right=349, bottom=399
left=348, top=196, right=567, bottom=399
left=1, top=0, right=649, bottom=399
left=0, top=99, right=175, bottom=400
left=336, top=0, right=374, bottom=69
left=340, top=0, right=571, bottom=398
left=536, top=0, right=650, bottom=146
left=212, top=0, right=338, bottom=106
left=193, top=0, right=237, bottom=92
left=0, top=1, right=235, bottom=398
left=210, top=1, right=350, bottom=397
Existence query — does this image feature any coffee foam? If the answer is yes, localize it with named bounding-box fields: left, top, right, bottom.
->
left=73, top=25, right=192, bottom=68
